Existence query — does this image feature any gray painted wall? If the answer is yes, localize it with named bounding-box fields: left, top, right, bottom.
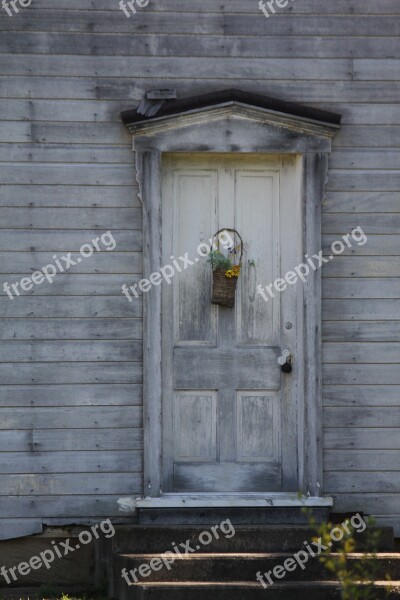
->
left=0, top=0, right=399, bottom=538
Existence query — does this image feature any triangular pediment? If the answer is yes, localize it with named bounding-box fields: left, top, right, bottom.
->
left=122, top=89, right=341, bottom=140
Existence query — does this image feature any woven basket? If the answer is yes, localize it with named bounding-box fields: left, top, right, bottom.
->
left=211, top=268, right=238, bottom=308
left=210, top=228, right=243, bottom=308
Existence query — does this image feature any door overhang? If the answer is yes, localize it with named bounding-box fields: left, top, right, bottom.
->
left=121, top=89, right=341, bottom=506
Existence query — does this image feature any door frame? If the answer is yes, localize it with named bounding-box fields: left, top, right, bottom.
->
left=123, top=95, right=340, bottom=502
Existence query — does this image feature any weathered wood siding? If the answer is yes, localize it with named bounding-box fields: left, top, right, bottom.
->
left=0, top=0, right=399, bottom=537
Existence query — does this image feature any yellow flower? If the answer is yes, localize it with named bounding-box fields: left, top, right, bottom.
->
left=225, top=269, right=233, bottom=279
left=232, top=265, right=241, bottom=277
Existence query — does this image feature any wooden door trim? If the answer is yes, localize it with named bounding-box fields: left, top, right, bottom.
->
left=130, top=103, right=339, bottom=500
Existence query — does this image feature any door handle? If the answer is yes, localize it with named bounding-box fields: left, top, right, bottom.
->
left=278, top=349, right=292, bottom=373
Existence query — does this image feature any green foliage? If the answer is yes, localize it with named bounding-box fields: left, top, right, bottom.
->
left=207, top=250, right=233, bottom=271
left=305, top=509, right=390, bottom=600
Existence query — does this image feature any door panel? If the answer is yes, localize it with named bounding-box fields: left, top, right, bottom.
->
left=173, top=170, right=217, bottom=345
left=235, top=171, right=279, bottom=345
left=162, top=154, right=301, bottom=494
left=236, top=392, right=280, bottom=462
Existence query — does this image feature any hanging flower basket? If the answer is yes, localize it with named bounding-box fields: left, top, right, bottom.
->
left=209, top=228, right=243, bottom=308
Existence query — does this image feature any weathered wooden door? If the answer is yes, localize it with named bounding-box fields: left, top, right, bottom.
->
left=161, top=154, right=302, bottom=494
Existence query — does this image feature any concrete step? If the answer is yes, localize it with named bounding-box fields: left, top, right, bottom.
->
left=115, top=552, right=400, bottom=584
left=113, top=525, right=395, bottom=554
left=118, top=580, right=400, bottom=600
left=138, top=507, right=330, bottom=525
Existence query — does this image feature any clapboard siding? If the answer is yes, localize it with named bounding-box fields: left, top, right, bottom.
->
left=0, top=406, right=142, bottom=430
left=0, top=495, right=135, bottom=518
left=0, top=384, right=142, bottom=406
left=0, top=258, right=142, bottom=276
left=22, top=0, right=400, bottom=13
left=325, top=192, right=400, bottom=212
left=4, top=77, right=400, bottom=103
left=0, top=231, right=142, bottom=251
left=33, top=428, right=143, bottom=451
left=0, top=0, right=399, bottom=537
left=0, top=451, right=142, bottom=474
left=0, top=275, right=140, bottom=295
left=0, top=296, right=141, bottom=318
left=2, top=34, right=400, bottom=59
left=324, top=450, right=400, bottom=471
left=2, top=13, right=400, bottom=37
left=0, top=319, right=142, bottom=340
left=323, top=280, right=400, bottom=298
left=323, top=322, right=400, bottom=342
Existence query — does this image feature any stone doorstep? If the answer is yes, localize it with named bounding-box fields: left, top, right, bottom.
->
left=113, top=525, right=395, bottom=553
left=119, top=580, right=400, bottom=600
left=115, top=552, right=400, bottom=583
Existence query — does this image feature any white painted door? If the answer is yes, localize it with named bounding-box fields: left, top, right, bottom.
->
left=161, top=154, right=302, bottom=494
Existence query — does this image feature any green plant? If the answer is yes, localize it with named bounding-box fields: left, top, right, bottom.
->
left=207, top=250, right=233, bottom=271
left=305, top=510, right=390, bottom=600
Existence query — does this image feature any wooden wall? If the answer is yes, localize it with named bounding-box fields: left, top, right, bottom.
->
left=0, top=0, right=399, bottom=537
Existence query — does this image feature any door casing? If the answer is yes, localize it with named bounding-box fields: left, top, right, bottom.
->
left=127, top=101, right=339, bottom=501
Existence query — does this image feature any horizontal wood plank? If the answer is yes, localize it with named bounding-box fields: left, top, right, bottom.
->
left=328, top=151, right=400, bottom=170
left=24, top=0, right=400, bottom=13
left=0, top=55, right=352, bottom=80
left=323, top=300, right=400, bottom=321
left=324, top=257, right=400, bottom=278
left=0, top=318, right=142, bottom=340
left=0, top=362, right=142, bottom=385
left=0, top=185, right=140, bottom=208
left=0, top=33, right=399, bottom=59
left=0, top=275, right=140, bottom=296
left=323, top=343, right=400, bottom=364
left=324, top=407, right=400, bottom=428
left=0, top=384, right=142, bottom=407
left=323, top=280, right=400, bottom=299
left=0, top=406, right=142, bottom=428
left=4, top=78, right=400, bottom=103
left=0, top=164, right=136, bottom=185
left=0, top=431, right=32, bottom=452
left=0, top=230, right=142, bottom=251
left=324, top=364, right=400, bottom=385
left=0, top=340, right=141, bottom=362
left=33, top=428, right=143, bottom=451
left=0, top=252, right=142, bottom=274
left=0, top=296, right=141, bottom=318
left=323, top=214, right=400, bottom=235
left=0, top=143, right=133, bottom=164
left=325, top=428, right=400, bottom=449
left=326, top=170, right=400, bottom=191
left=328, top=494, right=400, bottom=514
left=324, top=450, right=400, bottom=471
left=322, top=235, right=400, bottom=256
left=323, top=321, right=400, bottom=342
left=0, top=473, right=141, bottom=495
left=0, top=451, right=142, bottom=474
left=326, top=472, right=400, bottom=493
left=0, top=207, right=140, bottom=228
left=324, top=192, right=400, bottom=213
left=335, top=126, right=400, bottom=147
left=0, top=519, right=42, bottom=540
left=0, top=495, right=136, bottom=518
left=324, top=385, right=400, bottom=406
left=354, top=59, right=400, bottom=81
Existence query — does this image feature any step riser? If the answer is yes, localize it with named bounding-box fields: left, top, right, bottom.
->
left=115, top=555, right=400, bottom=584
left=138, top=508, right=330, bottom=526
left=118, top=584, right=398, bottom=600
left=114, top=526, right=395, bottom=554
